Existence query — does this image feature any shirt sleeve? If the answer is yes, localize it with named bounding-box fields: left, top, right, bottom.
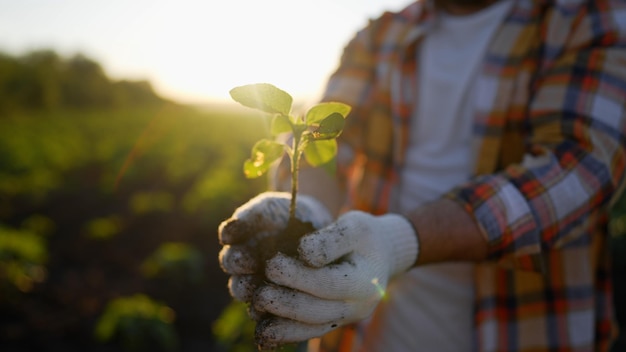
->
left=322, top=18, right=379, bottom=157
left=446, top=0, right=626, bottom=272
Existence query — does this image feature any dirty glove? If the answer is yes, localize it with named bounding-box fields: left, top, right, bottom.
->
left=218, top=192, right=332, bottom=303
left=253, top=210, right=419, bottom=348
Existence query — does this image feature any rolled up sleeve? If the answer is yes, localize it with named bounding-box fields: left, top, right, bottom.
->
left=447, top=2, right=626, bottom=272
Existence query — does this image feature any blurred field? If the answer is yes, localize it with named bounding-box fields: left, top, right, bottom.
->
left=0, top=103, right=268, bottom=351
left=0, top=49, right=625, bottom=352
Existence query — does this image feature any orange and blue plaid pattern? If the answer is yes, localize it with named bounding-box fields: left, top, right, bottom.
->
left=318, top=0, right=626, bottom=350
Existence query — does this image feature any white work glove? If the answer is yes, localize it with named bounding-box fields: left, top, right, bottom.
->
left=218, top=192, right=332, bottom=303
left=253, top=210, right=419, bottom=349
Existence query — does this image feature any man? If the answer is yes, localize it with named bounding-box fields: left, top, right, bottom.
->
left=219, top=0, right=626, bottom=350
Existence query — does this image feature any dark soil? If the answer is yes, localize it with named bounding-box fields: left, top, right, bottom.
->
left=252, top=217, right=315, bottom=350
left=258, top=218, right=315, bottom=265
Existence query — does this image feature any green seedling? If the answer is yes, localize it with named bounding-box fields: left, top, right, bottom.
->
left=230, top=83, right=350, bottom=350
left=229, top=83, right=350, bottom=223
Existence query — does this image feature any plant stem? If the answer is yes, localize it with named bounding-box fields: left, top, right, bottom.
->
left=289, top=132, right=301, bottom=221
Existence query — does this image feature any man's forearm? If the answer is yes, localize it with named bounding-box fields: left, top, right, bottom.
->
left=405, top=199, right=488, bottom=266
left=272, top=159, right=487, bottom=265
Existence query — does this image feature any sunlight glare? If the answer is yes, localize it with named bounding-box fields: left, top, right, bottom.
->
left=144, top=0, right=351, bottom=104
left=371, top=277, right=387, bottom=300
left=0, top=0, right=414, bottom=104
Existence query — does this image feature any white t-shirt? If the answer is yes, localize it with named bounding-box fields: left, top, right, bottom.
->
left=362, top=1, right=514, bottom=351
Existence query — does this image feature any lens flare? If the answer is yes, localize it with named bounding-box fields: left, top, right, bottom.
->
left=371, top=278, right=386, bottom=300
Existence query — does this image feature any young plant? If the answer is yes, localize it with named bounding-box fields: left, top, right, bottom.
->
left=229, top=83, right=350, bottom=224
left=230, top=83, right=349, bottom=351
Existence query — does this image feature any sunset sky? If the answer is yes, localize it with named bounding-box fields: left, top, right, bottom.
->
left=0, top=0, right=413, bottom=104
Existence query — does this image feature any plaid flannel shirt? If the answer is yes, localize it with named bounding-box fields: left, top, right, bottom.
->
left=315, top=0, right=626, bottom=350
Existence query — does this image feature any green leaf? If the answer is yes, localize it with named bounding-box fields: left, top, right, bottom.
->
left=312, top=112, right=345, bottom=140
left=243, top=139, right=285, bottom=178
left=270, top=115, right=292, bottom=135
left=305, top=102, right=351, bottom=125
left=303, top=139, right=337, bottom=167
left=229, top=83, right=293, bottom=115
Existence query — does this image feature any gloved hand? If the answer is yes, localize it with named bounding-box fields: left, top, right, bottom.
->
left=252, top=210, right=419, bottom=349
left=218, top=192, right=332, bottom=303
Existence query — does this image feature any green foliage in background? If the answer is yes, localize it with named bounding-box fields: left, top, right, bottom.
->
left=212, top=301, right=300, bottom=352
left=0, top=49, right=164, bottom=114
left=141, top=242, right=204, bottom=284
left=84, top=216, right=123, bottom=240
left=212, top=301, right=257, bottom=352
left=95, top=294, right=178, bottom=352
left=0, top=223, right=47, bottom=294
left=0, top=102, right=269, bottom=350
left=0, top=105, right=266, bottom=212
left=130, top=191, right=175, bottom=215
left=0, top=49, right=272, bottom=351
